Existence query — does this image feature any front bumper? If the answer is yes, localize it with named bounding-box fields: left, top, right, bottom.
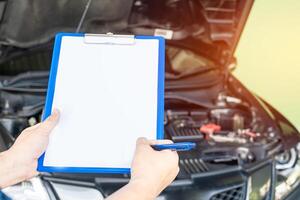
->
left=41, top=159, right=276, bottom=200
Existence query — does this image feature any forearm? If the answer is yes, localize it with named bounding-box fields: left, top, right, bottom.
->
left=0, top=151, right=25, bottom=189
left=105, top=180, right=156, bottom=200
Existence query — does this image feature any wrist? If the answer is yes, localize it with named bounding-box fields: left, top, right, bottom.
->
left=0, top=151, right=13, bottom=188
left=0, top=150, right=28, bottom=188
left=128, top=179, right=157, bottom=200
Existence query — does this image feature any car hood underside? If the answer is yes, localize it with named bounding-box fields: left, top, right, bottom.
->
left=0, top=0, right=253, bottom=64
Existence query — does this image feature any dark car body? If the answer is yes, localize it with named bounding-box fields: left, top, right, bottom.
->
left=0, top=0, right=300, bottom=199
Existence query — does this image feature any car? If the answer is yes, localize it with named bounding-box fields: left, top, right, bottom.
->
left=0, top=0, right=300, bottom=199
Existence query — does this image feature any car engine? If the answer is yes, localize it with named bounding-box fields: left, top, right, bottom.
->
left=0, top=44, right=284, bottom=180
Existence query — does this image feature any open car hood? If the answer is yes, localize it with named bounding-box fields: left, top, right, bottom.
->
left=0, top=0, right=253, bottom=65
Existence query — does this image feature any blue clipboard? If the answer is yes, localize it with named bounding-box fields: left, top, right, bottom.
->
left=38, top=32, right=165, bottom=174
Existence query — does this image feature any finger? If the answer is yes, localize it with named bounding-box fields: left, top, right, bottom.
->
left=171, top=151, right=179, bottom=162
left=37, top=109, right=60, bottom=135
left=136, top=137, right=157, bottom=152
left=136, top=137, right=148, bottom=146
left=19, top=124, right=41, bottom=137
left=26, top=171, right=39, bottom=181
left=24, top=123, right=41, bottom=132
left=148, top=139, right=173, bottom=145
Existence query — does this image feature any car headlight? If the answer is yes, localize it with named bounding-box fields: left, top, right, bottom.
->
left=2, top=177, right=50, bottom=200
left=275, top=145, right=300, bottom=200
left=2, top=177, right=105, bottom=200
left=51, top=182, right=104, bottom=200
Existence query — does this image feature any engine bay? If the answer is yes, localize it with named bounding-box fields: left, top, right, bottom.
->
left=1, top=1, right=300, bottom=200
left=0, top=44, right=283, bottom=179
left=0, top=33, right=299, bottom=200
left=164, top=94, right=281, bottom=178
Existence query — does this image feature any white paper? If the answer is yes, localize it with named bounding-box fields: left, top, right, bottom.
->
left=43, top=36, right=160, bottom=169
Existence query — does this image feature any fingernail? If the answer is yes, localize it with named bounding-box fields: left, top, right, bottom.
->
left=49, top=109, right=60, bottom=121
left=52, top=109, right=59, bottom=116
left=137, top=137, right=147, bottom=144
left=52, top=108, right=59, bottom=114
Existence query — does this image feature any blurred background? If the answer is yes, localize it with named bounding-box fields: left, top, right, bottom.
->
left=234, top=0, right=300, bottom=130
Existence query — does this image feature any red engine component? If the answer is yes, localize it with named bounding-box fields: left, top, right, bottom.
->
left=200, top=124, right=221, bottom=139
left=200, top=123, right=221, bottom=134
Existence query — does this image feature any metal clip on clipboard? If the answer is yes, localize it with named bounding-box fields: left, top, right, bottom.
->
left=84, top=32, right=135, bottom=45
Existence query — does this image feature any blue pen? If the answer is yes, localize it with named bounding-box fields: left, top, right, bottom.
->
left=151, top=142, right=196, bottom=151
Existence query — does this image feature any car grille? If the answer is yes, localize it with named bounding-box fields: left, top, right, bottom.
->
left=179, top=158, right=209, bottom=174
left=210, top=186, right=244, bottom=200
left=167, top=126, right=204, bottom=141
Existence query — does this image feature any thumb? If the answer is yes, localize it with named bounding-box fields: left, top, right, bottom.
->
left=136, top=137, right=148, bottom=146
left=136, top=137, right=153, bottom=150
left=38, top=109, right=60, bottom=135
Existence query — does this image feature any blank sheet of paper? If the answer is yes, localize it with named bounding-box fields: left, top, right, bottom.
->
left=41, top=35, right=163, bottom=170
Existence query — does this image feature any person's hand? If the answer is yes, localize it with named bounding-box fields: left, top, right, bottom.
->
left=106, top=138, right=179, bottom=200
left=130, top=138, right=179, bottom=199
left=0, top=110, right=59, bottom=188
